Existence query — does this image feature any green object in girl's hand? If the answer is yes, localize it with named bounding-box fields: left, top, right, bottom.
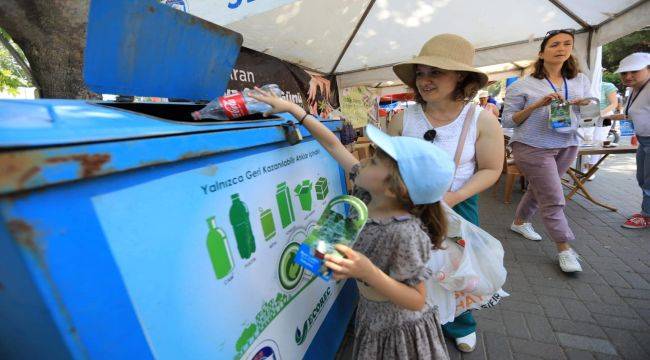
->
left=293, top=195, right=368, bottom=281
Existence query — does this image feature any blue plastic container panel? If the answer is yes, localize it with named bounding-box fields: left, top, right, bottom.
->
left=83, top=0, right=242, bottom=100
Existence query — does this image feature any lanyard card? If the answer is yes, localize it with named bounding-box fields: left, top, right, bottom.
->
left=548, top=100, right=572, bottom=129
left=294, top=195, right=368, bottom=281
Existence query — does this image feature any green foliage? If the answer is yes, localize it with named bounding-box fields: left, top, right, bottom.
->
left=602, top=71, right=622, bottom=91
left=600, top=28, right=650, bottom=92
left=0, top=28, right=31, bottom=94
left=602, top=29, right=650, bottom=71
left=487, top=80, right=503, bottom=97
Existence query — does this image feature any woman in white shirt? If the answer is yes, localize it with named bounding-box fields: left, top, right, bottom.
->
left=607, top=53, right=650, bottom=229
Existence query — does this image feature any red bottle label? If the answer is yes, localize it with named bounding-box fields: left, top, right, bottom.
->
left=218, top=93, right=249, bottom=119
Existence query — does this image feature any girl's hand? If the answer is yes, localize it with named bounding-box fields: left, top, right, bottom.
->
left=324, top=244, right=376, bottom=282
left=249, top=87, right=300, bottom=116
left=533, top=92, right=564, bottom=109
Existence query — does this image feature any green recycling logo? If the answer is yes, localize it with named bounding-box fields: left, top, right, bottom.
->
left=278, top=242, right=303, bottom=291
left=295, top=287, right=332, bottom=345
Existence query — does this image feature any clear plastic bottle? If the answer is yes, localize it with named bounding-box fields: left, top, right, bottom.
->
left=191, top=84, right=284, bottom=121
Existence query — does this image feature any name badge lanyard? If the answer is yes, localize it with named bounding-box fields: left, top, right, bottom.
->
left=545, top=77, right=568, bottom=101
left=625, top=79, right=649, bottom=116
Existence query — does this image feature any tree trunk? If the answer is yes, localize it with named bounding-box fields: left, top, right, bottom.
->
left=0, top=0, right=99, bottom=99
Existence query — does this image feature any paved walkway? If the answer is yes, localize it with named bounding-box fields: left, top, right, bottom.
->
left=338, top=152, right=650, bottom=360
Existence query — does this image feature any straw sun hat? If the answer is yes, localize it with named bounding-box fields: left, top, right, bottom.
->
left=393, top=34, right=488, bottom=89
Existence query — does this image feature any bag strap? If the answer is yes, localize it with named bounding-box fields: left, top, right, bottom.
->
left=452, top=104, right=477, bottom=171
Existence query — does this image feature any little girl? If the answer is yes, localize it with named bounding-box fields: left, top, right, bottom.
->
left=252, top=88, right=454, bottom=359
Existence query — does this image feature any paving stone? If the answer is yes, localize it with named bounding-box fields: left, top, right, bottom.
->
left=631, top=332, right=650, bottom=356
left=593, top=354, right=621, bottom=360
left=560, top=298, right=596, bottom=323
left=533, top=286, right=579, bottom=299
left=584, top=302, right=639, bottom=319
left=501, top=310, right=531, bottom=339
left=563, top=348, right=597, bottom=360
left=595, top=270, right=631, bottom=288
left=613, top=287, right=650, bottom=300
left=624, top=297, right=650, bottom=310
left=512, top=353, right=546, bottom=360
left=483, top=331, right=513, bottom=360
left=475, top=317, right=507, bottom=336
left=556, top=333, right=618, bottom=355
left=548, top=318, right=607, bottom=339
left=589, top=284, right=626, bottom=305
left=569, top=282, right=603, bottom=302
left=509, top=338, right=566, bottom=360
left=500, top=299, right=546, bottom=316
left=601, top=327, right=649, bottom=360
left=537, top=295, right=571, bottom=319
left=524, top=313, right=557, bottom=344
left=616, top=271, right=650, bottom=290
left=592, top=314, right=650, bottom=332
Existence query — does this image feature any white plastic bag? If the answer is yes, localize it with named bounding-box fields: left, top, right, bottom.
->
left=426, top=204, right=508, bottom=320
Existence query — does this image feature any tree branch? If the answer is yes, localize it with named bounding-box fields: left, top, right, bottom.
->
left=0, top=31, right=39, bottom=92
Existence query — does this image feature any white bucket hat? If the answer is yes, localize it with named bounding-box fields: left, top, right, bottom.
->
left=615, top=52, right=650, bottom=73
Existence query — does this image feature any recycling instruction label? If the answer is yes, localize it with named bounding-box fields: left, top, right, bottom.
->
left=92, top=140, right=346, bottom=359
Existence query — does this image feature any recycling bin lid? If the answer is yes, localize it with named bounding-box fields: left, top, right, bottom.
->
left=83, top=0, right=242, bottom=101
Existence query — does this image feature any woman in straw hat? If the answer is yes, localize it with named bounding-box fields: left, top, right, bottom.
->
left=388, top=33, right=504, bottom=353
left=502, top=29, right=594, bottom=272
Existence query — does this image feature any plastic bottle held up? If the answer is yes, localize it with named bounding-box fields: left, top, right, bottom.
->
left=191, top=84, right=284, bottom=121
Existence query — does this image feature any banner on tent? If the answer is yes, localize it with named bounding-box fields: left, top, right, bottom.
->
left=225, top=48, right=339, bottom=118
left=172, top=0, right=299, bottom=27
left=340, top=86, right=379, bottom=128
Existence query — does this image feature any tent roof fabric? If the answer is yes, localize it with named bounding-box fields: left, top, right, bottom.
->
left=187, top=0, right=649, bottom=86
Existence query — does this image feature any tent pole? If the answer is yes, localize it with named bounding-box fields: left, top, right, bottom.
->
left=329, top=0, right=376, bottom=75
left=595, top=0, right=649, bottom=29
left=586, top=28, right=594, bottom=71
left=546, top=0, right=590, bottom=29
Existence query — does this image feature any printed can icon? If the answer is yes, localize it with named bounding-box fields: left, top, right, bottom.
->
left=260, top=208, right=276, bottom=241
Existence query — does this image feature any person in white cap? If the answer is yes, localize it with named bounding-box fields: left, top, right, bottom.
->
left=606, top=53, right=650, bottom=229
left=477, top=90, right=500, bottom=117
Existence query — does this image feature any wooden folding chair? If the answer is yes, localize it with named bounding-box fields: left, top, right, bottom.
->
left=493, top=136, right=526, bottom=204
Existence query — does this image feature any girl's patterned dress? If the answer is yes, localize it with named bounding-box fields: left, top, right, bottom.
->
left=350, top=164, right=450, bottom=359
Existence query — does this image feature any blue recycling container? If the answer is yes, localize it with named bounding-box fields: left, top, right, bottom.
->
left=0, top=1, right=356, bottom=359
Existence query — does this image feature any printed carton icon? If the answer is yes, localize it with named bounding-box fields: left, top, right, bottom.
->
left=294, top=180, right=313, bottom=211
left=315, top=177, right=329, bottom=200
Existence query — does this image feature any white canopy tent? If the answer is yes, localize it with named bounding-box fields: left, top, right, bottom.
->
left=185, top=0, right=649, bottom=90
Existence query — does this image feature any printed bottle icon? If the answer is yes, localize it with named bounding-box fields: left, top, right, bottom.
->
left=205, top=216, right=234, bottom=280
left=276, top=182, right=296, bottom=228
left=260, top=208, right=276, bottom=241
left=230, top=193, right=256, bottom=259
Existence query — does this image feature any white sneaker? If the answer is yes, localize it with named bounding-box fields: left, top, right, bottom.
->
left=510, top=222, right=542, bottom=241
left=558, top=249, right=583, bottom=273
left=455, top=332, right=476, bottom=353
